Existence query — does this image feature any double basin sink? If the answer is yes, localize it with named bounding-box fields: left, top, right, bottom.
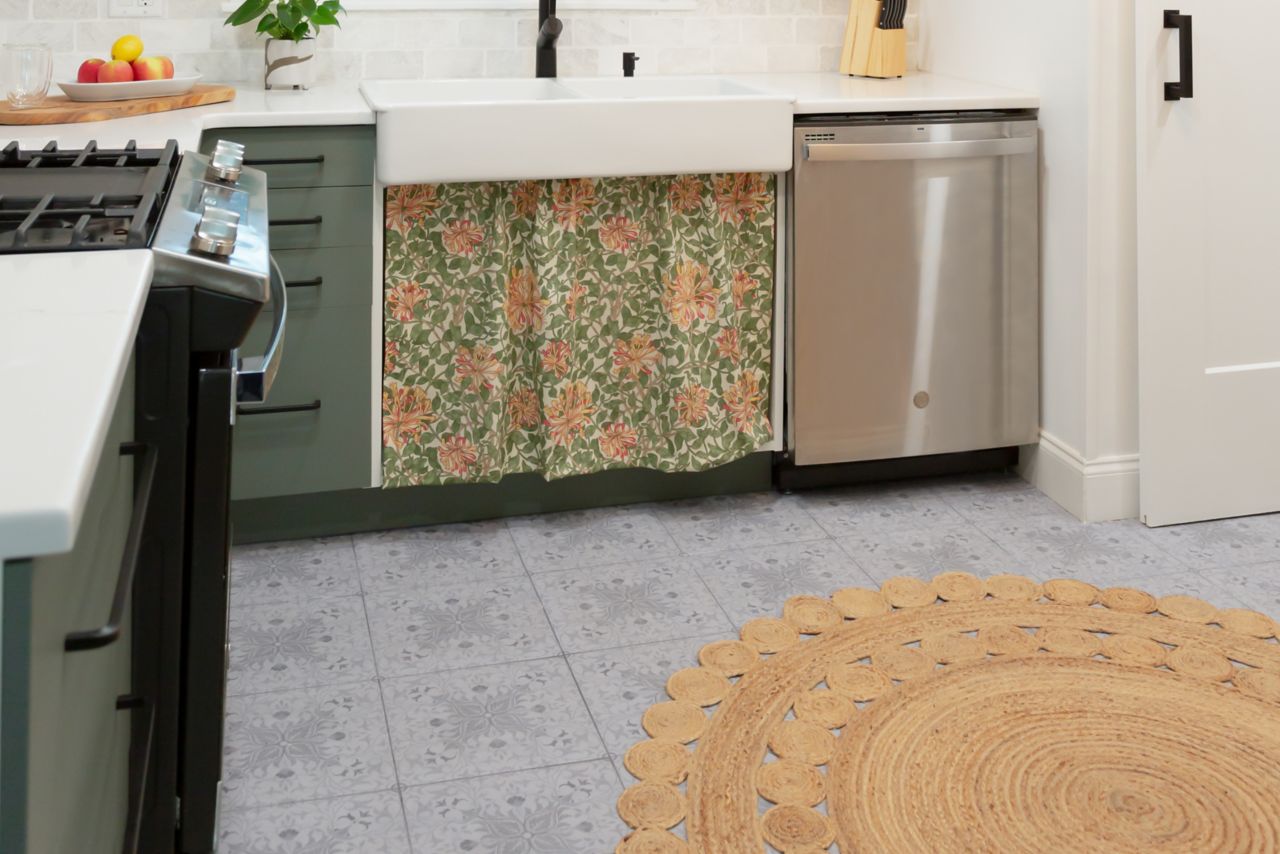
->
left=360, top=76, right=795, bottom=185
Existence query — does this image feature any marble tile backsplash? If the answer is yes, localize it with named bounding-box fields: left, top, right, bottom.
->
left=2, top=0, right=916, bottom=84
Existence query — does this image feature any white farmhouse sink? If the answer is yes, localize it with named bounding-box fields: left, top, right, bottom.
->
left=360, top=76, right=794, bottom=185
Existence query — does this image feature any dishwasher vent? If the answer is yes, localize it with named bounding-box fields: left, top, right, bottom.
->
left=803, top=132, right=836, bottom=143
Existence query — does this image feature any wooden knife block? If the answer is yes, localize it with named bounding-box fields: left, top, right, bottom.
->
left=840, top=0, right=907, bottom=78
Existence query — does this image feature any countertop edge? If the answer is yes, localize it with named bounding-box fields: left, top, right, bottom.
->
left=0, top=251, right=154, bottom=563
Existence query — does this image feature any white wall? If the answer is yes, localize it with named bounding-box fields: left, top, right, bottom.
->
left=0, top=0, right=918, bottom=84
left=915, top=0, right=1139, bottom=520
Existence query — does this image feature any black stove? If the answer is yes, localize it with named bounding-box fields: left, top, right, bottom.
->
left=0, top=140, right=178, bottom=253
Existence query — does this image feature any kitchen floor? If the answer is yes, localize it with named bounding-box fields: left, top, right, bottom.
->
left=217, top=472, right=1280, bottom=853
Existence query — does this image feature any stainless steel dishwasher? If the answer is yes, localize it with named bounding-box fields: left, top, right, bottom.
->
left=787, top=111, right=1039, bottom=471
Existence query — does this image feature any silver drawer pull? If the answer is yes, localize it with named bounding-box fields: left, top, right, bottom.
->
left=804, top=137, right=1036, bottom=162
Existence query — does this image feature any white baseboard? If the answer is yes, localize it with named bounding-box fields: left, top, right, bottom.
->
left=1018, top=431, right=1139, bottom=522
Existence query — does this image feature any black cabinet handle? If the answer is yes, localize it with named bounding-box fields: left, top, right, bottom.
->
left=237, top=399, right=322, bottom=416
left=65, top=441, right=158, bottom=652
left=285, top=276, right=323, bottom=289
left=270, top=216, right=323, bottom=228
left=1164, top=9, right=1194, bottom=101
left=117, top=692, right=156, bottom=854
left=244, top=154, right=325, bottom=166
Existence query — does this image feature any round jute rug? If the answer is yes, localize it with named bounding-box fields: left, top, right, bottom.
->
left=613, top=573, right=1280, bottom=854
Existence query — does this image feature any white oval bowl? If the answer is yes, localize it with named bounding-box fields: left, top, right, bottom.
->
left=56, top=73, right=202, bottom=102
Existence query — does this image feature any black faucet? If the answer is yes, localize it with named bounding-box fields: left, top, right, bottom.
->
left=536, top=0, right=562, bottom=78
left=623, top=51, right=639, bottom=77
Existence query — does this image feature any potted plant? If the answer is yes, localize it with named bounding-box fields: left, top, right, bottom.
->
left=224, top=0, right=344, bottom=90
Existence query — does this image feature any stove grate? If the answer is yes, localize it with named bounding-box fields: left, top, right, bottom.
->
left=0, top=139, right=179, bottom=253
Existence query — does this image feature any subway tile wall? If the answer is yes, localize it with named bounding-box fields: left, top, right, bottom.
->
left=2, top=0, right=916, bottom=84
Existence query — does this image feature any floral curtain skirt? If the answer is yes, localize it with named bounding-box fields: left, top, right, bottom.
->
left=381, top=173, right=776, bottom=487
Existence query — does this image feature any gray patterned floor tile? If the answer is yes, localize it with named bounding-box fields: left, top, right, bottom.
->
left=836, top=523, right=1027, bottom=583
left=795, top=484, right=964, bottom=537
left=938, top=477, right=1076, bottom=523
left=567, top=634, right=723, bottom=761
left=230, top=538, right=360, bottom=606
left=1091, top=569, right=1251, bottom=605
left=506, top=505, right=680, bottom=573
left=976, top=516, right=1183, bottom=582
left=381, top=658, right=606, bottom=787
left=1143, top=514, right=1280, bottom=570
left=227, top=596, right=376, bottom=696
left=364, top=576, right=560, bottom=677
left=694, top=539, right=870, bottom=626
left=352, top=520, right=526, bottom=594
left=221, top=682, right=396, bottom=810
left=1196, top=563, right=1280, bottom=613
left=217, top=791, right=410, bottom=854
left=402, top=760, right=625, bottom=854
left=532, top=558, right=732, bottom=653
left=652, top=491, right=828, bottom=555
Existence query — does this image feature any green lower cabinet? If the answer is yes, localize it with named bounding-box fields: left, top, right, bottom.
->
left=233, top=303, right=373, bottom=500
left=201, top=124, right=378, bottom=505
left=2, top=365, right=135, bottom=854
left=268, top=186, right=373, bottom=250
left=199, top=125, right=375, bottom=189
left=273, top=246, right=374, bottom=310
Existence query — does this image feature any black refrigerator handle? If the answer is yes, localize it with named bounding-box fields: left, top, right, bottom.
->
left=1164, top=9, right=1194, bottom=101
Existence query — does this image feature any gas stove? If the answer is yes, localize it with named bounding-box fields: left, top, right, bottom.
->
left=0, top=140, right=177, bottom=253
left=2, top=136, right=281, bottom=854
left=0, top=138, right=271, bottom=304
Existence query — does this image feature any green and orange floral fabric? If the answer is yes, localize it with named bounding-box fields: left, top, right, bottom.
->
left=382, top=173, right=776, bottom=486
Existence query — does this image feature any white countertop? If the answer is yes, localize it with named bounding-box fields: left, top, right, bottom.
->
left=6, top=84, right=373, bottom=153
left=0, top=251, right=154, bottom=561
left=735, top=71, right=1038, bottom=114
left=5, top=72, right=1034, bottom=156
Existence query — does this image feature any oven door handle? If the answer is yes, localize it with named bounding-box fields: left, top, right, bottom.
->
left=804, top=136, right=1036, bottom=162
left=64, top=441, right=158, bottom=652
left=236, top=254, right=288, bottom=404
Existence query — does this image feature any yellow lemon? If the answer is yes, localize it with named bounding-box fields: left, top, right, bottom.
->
left=111, top=34, right=144, bottom=63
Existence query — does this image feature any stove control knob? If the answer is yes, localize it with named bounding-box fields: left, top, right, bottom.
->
left=206, top=139, right=246, bottom=184
left=191, top=206, right=240, bottom=256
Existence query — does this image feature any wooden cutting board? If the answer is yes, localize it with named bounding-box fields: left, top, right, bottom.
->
left=0, top=84, right=235, bottom=126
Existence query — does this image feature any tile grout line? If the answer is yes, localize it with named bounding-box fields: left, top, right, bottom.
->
left=351, top=534, right=417, bottom=854
left=513, top=537, right=623, bottom=792
left=215, top=784, right=402, bottom=818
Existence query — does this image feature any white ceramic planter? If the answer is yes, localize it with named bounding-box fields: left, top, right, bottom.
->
left=264, top=38, right=316, bottom=90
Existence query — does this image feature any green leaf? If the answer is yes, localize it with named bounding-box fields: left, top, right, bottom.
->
left=225, top=0, right=272, bottom=26
left=276, top=0, right=300, bottom=31
left=255, top=12, right=278, bottom=32
left=290, top=20, right=311, bottom=40
left=297, top=0, right=316, bottom=13
left=311, top=6, right=339, bottom=25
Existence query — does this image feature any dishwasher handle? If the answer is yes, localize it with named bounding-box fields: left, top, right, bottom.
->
left=804, top=136, right=1036, bottom=162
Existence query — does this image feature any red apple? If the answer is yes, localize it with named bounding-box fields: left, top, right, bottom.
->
left=131, top=56, right=173, bottom=81
left=77, top=58, right=106, bottom=83
left=97, top=59, right=135, bottom=83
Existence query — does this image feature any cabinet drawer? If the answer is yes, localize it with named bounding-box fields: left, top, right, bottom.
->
left=271, top=246, right=373, bottom=310
left=232, top=305, right=372, bottom=500
left=24, top=363, right=134, bottom=854
left=200, top=125, right=375, bottom=188
left=268, top=186, right=372, bottom=250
